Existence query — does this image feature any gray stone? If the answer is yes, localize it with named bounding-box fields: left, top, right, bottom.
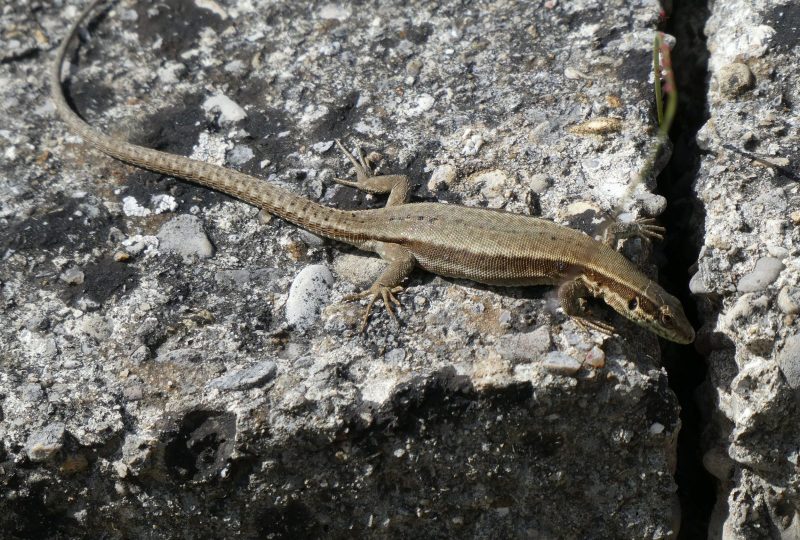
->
left=228, top=144, right=255, bottom=165
left=25, top=423, right=66, bottom=462
left=542, top=351, right=581, bottom=376
left=689, top=271, right=710, bottom=295
left=202, top=94, right=247, bottom=124
left=157, top=215, right=214, bottom=260
left=20, top=383, right=44, bottom=402
left=208, top=360, right=278, bottom=391
left=777, top=334, right=800, bottom=396
left=736, top=257, right=785, bottom=292
left=495, top=325, right=551, bottom=363
left=157, top=349, right=201, bottom=364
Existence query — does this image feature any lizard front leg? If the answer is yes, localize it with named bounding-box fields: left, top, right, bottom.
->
left=334, top=140, right=411, bottom=207
left=601, top=217, right=665, bottom=248
left=558, top=278, right=615, bottom=336
left=344, top=242, right=416, bottom=332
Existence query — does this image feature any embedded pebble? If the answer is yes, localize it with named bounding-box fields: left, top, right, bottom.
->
left=777, top=334, right=800, bottom=399
left=312, top=140, right=334, bottom=153
left=228, top=145, right=254, bottom=165
left=427, top=164, right=457, bottom=191
left=157, top=215, right=214, bottom=260
left=224, top=60, right=246, bottom=76
left=208, top=360, right=278, bottom=391
left=157, top=61, right=187, bottom=84
left=495, top=326, right=551, bottom=363
left=318, top=3, right=350, bottom=20
left=59, top=267, right=85, bottom=285
left=25, top=314, right=49, bottom=331
left=462, top=133, right=484, bottom=156
left=467, top=169, right=512, bottom=200
left=527, top=173, right=552, bottom=193
left=584, top=346, right=605, bottom=368
left=497, top=309, right=513, bottom=328
left=202, top=94, right=247, bottom=123
left=689, top=271, right=711, bottom=294
left=286, top=265, right=334, bottom=330
left=384, top=348, right=406, bottom=364
left=157, top=349, right=201, bottom=364
left=20, top=383, right=44, bottom=402
left=25, top=423, right=66, bottom=461
left=404, top=93, right=435, bottom=116
left=298, top=229, right=325, bottom=247
left=736, top=257, right=784, bottom=292
left=717, top=62, right=754, bottom=98
left=542, top=351, right=581, bottom=375
left=636, top=193, right=667, bottom=216
left=777, top=286, right=800, bottom=315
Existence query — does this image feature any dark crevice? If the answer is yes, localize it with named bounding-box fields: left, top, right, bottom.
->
left=656, top=0, right=716, bottom=538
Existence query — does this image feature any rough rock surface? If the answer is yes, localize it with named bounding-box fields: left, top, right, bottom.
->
left=2, top=0, right=682, bottom=537
left=695, top=0, right=800, bottom=537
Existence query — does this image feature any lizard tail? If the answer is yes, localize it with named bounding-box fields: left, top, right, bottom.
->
left=51, top=0, right=363, bottom=243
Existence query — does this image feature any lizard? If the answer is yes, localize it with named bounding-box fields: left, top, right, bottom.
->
left=50, top=0, right=695, bottom=344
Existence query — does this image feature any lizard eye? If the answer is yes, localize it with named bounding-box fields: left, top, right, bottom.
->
left=628, top=298, right=638, bottom=310
left=660, top=309, right=674, bottom=326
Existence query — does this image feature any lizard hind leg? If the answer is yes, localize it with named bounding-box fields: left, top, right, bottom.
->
left=334, top=139, right=411, bottom=207
left=343, top=242, right=416, bottom=333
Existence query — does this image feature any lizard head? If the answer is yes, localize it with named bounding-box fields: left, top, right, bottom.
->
left=603, top=280, right=695, bottom=344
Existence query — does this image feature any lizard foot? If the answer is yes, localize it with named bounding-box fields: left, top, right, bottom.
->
left=344, top=284, right=404, bottom=333
left=332, top=139, right=411, bottom=207
left=632, top=217, right=665, bottom=242
left=334, top=139, right=373, bottom=185
left=602, top=217, right=665, bottom=247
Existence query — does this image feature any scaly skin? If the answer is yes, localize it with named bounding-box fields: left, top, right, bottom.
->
left=51, top=0, right=695, bottom=343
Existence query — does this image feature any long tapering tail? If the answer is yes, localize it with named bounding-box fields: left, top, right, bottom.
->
left=51, top=0, right=365, bottom=243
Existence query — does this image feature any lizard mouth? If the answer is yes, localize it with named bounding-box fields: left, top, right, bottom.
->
left=669, top=325, right=696, bottom=344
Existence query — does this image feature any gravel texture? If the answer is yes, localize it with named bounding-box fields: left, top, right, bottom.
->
left=2, top=0, right=684, bottom=537
left=696, top=0, right=800, bottom=537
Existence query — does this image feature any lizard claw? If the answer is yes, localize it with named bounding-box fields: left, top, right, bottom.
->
left=632, top=217, right=665, bottom=242
left=344, top=284, right=404, bottom=333
left=572, top=316, right=616, bottom=337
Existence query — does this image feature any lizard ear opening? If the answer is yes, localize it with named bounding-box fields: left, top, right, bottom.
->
left=627, top=297, right=639, bottom=310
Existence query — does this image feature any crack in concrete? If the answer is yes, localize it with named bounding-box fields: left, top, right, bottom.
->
left=657, top=0, right=717, bottom=537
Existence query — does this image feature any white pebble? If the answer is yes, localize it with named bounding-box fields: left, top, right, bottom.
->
left=285, top=265, right=334, bottom=330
